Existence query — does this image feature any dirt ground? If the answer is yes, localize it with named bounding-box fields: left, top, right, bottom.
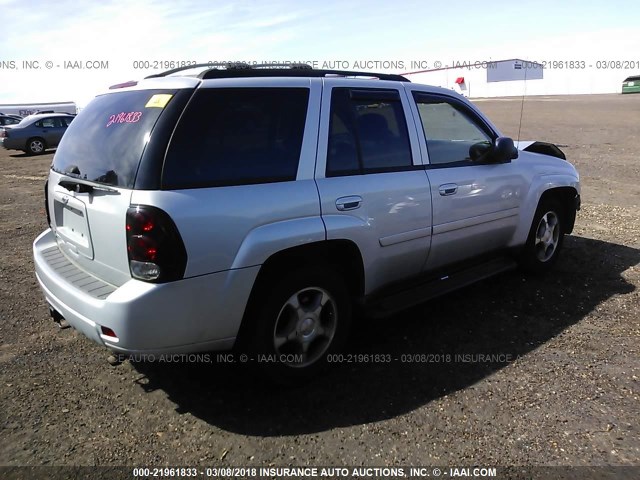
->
left=0, top=94, right=638, bottom=473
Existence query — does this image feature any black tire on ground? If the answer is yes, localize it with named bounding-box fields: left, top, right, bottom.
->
left=26, top=138, right=46, bottom=155
left=519, top=198, right=567, bottom=273
left=246, top=267, right=352, bottom=382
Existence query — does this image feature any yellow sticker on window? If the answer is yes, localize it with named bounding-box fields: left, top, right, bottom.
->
left=145, top=94, right=173, bottom=108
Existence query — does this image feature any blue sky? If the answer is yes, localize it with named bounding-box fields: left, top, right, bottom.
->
left=1, top=0, right=639, bottom=104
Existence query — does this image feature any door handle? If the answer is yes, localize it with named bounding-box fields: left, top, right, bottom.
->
left=438, top=183, right=458, bottom=196
left=336, top=195, right=362, bottom=211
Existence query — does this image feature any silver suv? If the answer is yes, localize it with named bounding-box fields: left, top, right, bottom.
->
left=33, top=64, right=580, bottom=378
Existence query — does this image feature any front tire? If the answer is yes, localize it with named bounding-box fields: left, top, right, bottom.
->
left=26, top=137, right=46, bottom=155
left=246, top=267, right=352, bottom=381
left=520, top=198, right=566, bottom=273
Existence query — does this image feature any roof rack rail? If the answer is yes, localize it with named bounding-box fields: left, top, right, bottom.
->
left=144, top=62, right=233, bottom=78
left=247, top=62, right=313, bottom=70
left=145, top=62, right=410, bottom=82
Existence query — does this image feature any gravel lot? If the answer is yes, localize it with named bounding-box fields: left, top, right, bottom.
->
left=1, top=94, right=638, bottom=473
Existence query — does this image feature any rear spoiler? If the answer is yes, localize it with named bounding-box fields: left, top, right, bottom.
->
left=515, top=141, right=566, bottom=160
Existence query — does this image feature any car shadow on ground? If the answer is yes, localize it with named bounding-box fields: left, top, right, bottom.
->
left=9, top=152, right=53, bottom=158
left=131, top=235, right=639, bottom=436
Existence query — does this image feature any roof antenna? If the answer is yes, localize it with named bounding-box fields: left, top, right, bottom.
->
left=516, top=59, right=528, bottom=144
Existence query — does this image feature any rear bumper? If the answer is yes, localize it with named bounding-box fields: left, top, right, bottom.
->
left=1, top=138, right=22, bottom=150
left=33, top=229, right=259, bottom=355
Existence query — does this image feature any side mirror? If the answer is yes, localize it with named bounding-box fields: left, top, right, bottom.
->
left=492, top=136, right=519, bottom=163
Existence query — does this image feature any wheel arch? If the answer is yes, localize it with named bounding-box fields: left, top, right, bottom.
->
left=538, top=186, right=580, bottom=234
left=235, top=239, right=365, bottom=347
left=518, top=186, right=577, bottom=273
left=511, top=175, right=580, bottom=247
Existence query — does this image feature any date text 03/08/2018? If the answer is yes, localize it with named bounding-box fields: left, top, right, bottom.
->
left=131, top=466, right=499, bottom=478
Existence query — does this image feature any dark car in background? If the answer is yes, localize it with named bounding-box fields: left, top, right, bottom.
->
left=622, top=75, right=640, bottom=94
left=0, top=114, right=22, bottom=126
left=0, top=113, right=74, bottom=155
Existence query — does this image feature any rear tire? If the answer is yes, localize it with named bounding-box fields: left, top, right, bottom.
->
left=519, top=198, right=566, bottom=273
left=245, top=267, right=352, bottom=382
left=26, top=137, right=46, bottom=155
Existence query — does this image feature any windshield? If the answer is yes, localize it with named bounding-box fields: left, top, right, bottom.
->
left=51, top=89, right=177, bottom=188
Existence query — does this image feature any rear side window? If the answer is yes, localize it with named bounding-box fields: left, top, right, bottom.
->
left=162, top=88, right=309, bottom=189
left=326, top=88, right=413, bottom=176
left=36, top=118, right=58, bottom=128
left=52, top=89, right=178, bottom=188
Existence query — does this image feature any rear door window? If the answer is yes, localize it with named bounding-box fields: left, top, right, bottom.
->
left=52, top=89, right=178, bottom=188
left=162, top=88, right=309, bottom=189
left=36, top=118, right=56, bottom=128
left=326, top=88, right=413, bottom=176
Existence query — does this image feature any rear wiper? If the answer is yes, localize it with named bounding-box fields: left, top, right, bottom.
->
left=58, top=178, right=120, bottom=194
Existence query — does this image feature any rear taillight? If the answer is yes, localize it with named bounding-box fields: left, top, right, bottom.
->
left=0, top=130, right=6, bottom=138
left=125, top=205, right=187, bottom=282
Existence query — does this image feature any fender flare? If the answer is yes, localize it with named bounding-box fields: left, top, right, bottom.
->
left=230, top=216, right=326, bottom=269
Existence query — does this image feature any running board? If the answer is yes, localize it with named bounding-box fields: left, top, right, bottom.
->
left=364, top=256, right=517, bottom=319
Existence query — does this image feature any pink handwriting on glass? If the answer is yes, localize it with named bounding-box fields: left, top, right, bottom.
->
left=106, top=111, right=142, bottom=127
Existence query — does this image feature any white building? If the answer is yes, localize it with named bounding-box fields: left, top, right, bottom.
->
left=403, top=58, right=634, bottom=98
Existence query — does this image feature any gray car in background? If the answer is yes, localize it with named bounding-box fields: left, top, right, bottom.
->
left=1, top=113, right=74, bottom=155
